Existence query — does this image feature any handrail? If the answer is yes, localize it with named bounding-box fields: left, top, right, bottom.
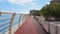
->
left=0, top=22, right=8, bottom=25
left=0, top=12, right=1, bottom=15
left=0, top=25, right=9, bottom=29
left=0, top=12, right=16, bottom=34
left=8, top=13, right=16, bottom=34
left=0, top=28, right=9, bottom=34
left=1, top=12, right=16, bottom=14
left=0, top=18, right=12, bottom=20
left=0, top=12, right=29, bottom=34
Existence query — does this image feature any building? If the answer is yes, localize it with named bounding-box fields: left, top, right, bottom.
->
left=51, top=0, right=60, bottom=3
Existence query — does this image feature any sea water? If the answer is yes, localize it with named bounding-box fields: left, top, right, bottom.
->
left=0, top=14, right=24, bottom=34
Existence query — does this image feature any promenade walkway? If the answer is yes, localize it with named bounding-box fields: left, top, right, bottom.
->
left=15, top=17, right=48, bottom=34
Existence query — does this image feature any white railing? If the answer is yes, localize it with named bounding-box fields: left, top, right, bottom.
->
left=0, top=12, right=16, bottom=34
left=0, top=12, right=29, bottom=34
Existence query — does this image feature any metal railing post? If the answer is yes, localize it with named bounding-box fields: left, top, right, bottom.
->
left=0, top=12, right=1, bottom=15
left=9, top=13, right=16, bottom=34
left=22, top=14, right=24, bottom=23
left=18, top=14, right=22, bottom=27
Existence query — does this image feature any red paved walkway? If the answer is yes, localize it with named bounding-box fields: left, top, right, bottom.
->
left=15, top=17, right=48, bottom=34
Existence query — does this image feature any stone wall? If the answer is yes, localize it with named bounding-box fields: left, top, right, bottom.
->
left=34, top=16, right=60, bottom=34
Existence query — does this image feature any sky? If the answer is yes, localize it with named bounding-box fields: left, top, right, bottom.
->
left=0, top=0, right=51, bottom=14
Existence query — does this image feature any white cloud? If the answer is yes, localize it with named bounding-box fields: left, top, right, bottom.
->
left=47, top=2, right=50, bottom=5
left=0, top=0, right=37, bottom=14
left=29, top=2, right=36, bottom=7
left=0, top=0, right=5, bottom=3
left=5, top=0, right=36, bottom=4
left=0, top=0, right=37, bottom=7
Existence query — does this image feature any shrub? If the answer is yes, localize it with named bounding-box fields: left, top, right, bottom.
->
left=40, top=3, right=60, bottom=20
left=30, top=10, right=41, bottom=16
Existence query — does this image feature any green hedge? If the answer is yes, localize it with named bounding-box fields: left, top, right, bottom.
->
left=40, top=3, right=60, bottom=20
